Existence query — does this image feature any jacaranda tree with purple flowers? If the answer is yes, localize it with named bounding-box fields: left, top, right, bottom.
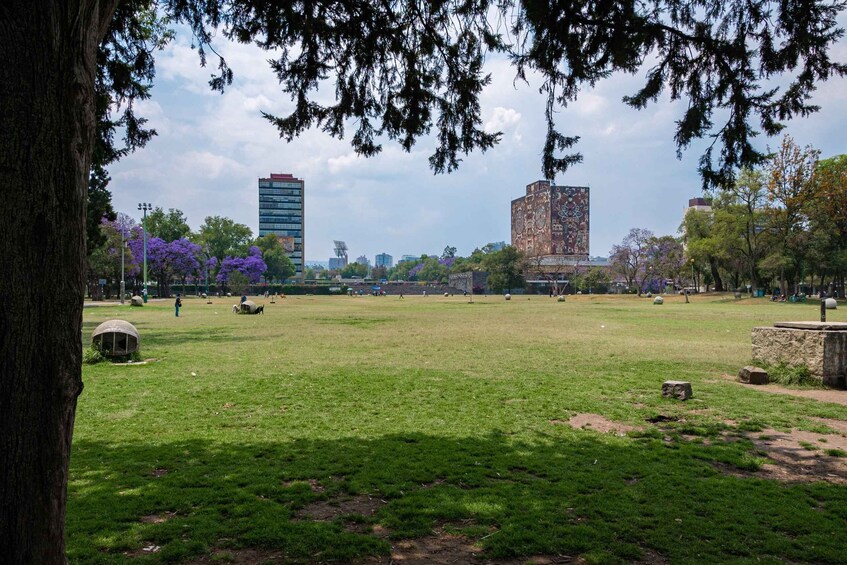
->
left=128, top=235, right=201, bottom=297
left=217, top=246, right=267, bottom=292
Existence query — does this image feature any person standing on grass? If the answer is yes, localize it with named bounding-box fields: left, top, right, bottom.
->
left=175, top=294, right=182, bottom=317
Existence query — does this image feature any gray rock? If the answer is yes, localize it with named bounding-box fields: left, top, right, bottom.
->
left=557, top=295, right=566, bottom=302
left=653, top=296, right=664, bottom=305
left=505, top=294, right=511, bottom=300
left=738, top=366, right=769, bottom=385
left=662, top=380, right=692, bottom=400
left=826, top=298, right=838, bottom=309
left=130, top=296, right=144, bottom=306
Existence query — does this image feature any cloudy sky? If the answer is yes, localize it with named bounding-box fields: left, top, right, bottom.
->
left=110, top=22, right=847, bottom=265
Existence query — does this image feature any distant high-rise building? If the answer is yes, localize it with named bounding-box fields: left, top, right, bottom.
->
left=511, top=180, right=589, bottom=260
left=399, top=254, right=419, bottom=264
left=375, top=253, right=393, bottom=268
left=685, top=197, right=712, bottom=215
left=356, top=255, right=370, bottom=267
left=328, top=257, right=345, bottom=270
left=259, top=173, right=304, bottom=280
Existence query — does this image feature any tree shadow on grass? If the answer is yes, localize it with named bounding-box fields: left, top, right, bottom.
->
left=67, top=432, right=847, bottom=564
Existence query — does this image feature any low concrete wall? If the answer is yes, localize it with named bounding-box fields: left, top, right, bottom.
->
left=752, top=326, right=847, bottom=388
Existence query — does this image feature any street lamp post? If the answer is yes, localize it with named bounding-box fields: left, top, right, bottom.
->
left=120, top=232, right=126, bottom=305
left=137, top=202, right=152, bottom=302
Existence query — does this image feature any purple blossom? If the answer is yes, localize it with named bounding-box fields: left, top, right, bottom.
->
left=217, top=247, right=267, bottom=284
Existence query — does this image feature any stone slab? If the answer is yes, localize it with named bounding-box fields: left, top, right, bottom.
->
left=662, top=380, right=692, bottom=400
left=738, top=365, right=769, bottom=385
left=773, top=321, right=847, bottom=331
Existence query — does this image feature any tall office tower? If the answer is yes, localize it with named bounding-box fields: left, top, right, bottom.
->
left=375, top=253, right=393, bottom=268
left=259, top=173, right=304, bottom=280
left=511, top=180, right=590, bottom=260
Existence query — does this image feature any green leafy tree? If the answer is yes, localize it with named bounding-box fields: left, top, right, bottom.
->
left=146, top=207, right=191, bottom=242
left=197, top=216, right=253, bottom=266
left=766, top=136, right=820, bottom=294
left=575, top=267, right=611, bottom=294
left=417, top=257, right=449, bottom=282
left=4, top=1, right=847, bottom=559
left=482, top=246, right=524, bottom=293
left=341, top=262, right=369, bottom=278
left=255, top=234, right=296, bottom=283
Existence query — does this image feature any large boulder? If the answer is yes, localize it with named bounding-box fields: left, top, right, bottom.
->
left=130, top=295, right=144, bottom=306
left=92, top=319, right=140, bottom=356
left=504, top=294, right=511, bottom=301
left=825, top=298, right=838, bottom=309
left=653, top=296, right=664, bottom=305
left=240, top=300, right=259, bottom=314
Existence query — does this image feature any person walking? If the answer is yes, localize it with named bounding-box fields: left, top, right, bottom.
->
left=175, top=293, right=182, bottom=317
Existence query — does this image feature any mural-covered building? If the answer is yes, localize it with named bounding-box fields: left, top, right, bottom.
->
left=511, top=180, right=589, bottom=260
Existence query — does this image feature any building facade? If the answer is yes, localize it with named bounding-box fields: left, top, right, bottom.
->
left=375, top=253, right=393, bottom=268
left=511, top=180, right=590, bottom=260
left=259, top=173, right=304, bottom=280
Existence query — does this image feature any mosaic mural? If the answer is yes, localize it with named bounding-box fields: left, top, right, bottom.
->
left=511, top=181, right=589, bottom=258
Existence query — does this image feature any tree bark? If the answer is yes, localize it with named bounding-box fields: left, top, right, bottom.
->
left=709, top=258, right=724, bottom=292
left=0, top=2, right=117, bottom=562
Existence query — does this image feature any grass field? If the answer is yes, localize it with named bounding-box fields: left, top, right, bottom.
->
left=72, top=294, right=847, bottom=564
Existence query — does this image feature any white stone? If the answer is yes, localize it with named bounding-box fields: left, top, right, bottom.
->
left=826, top=298, right=838, bottom=309
left=653, top=296, right=664, bottom=305
left=557, top=295, right=566, bottom=302
left=504, top=294, right=511, bottom=300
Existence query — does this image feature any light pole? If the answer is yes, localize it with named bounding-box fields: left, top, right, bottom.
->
left=120, top=232, right=126, bottom=305
left=137, top=202, right=152, bottom=302
left=690, top=258, right=696, bottom=293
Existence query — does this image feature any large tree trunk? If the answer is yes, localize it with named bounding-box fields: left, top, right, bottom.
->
left=0, top=2, right=116, bottom=562
left=709, top=258, right=724, bottom=292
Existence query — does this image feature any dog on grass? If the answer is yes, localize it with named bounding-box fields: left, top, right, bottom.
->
left=232, top=304, right=240, bottom=314
left=256, top=305, right=264, bottom=314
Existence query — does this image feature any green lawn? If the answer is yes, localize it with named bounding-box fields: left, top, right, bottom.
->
left=71, top=294, right=847, bottom=563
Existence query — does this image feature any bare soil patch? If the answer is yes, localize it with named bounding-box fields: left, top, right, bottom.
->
left=557, top=413, right=641, bottom=436
left=139, top=511, right=176, bottom=524
left=362, top=525, right=575, bottom=564
left=723, top=374, right=847, bottom=406
left=748, top=427, right=847, bottom=484
left=187, top=548, right=287, bottom=563
left=296, top=493, right=386, bottom=521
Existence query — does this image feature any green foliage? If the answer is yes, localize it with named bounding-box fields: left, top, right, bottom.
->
left=197, top=216, right=253, bottom=264
left=255, top=234, right=296, bottom=282
left=481, top=246, right=523, bottom=293
left=764, top=362, right=823, bottom=388
left=341, top=262, right=369, bottom=278
left=82, top=344, right=106, bottom=365
left=145, top=207, right=191, bottom=242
